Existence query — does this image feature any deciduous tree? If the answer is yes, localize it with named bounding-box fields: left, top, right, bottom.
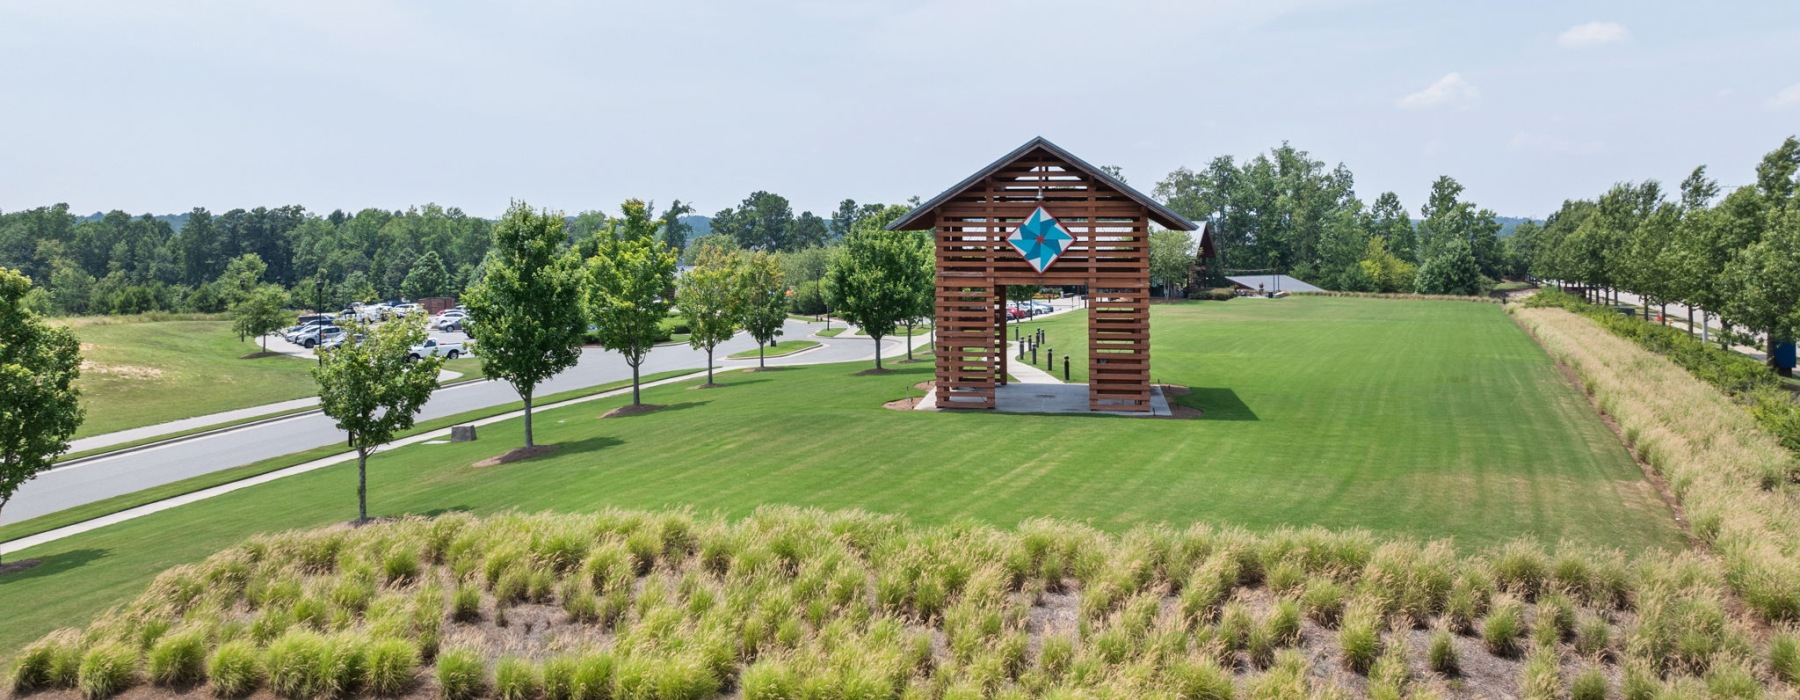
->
left=825, top=230, right=917, bottom=370
left=232, top=284, right=289, bottom=352
left=0, top=268, right=83, bottom=556
left=1149, top=229, right=1195, bottom=298
left=585, top=233, right=678, bottom=404
left=464, top=202, right=587, bottom=448
left=312, top=318, right=441, bottom=523
left=677, top=242, right=742, bottom=385
left=736, top=250, right=788, bottom=369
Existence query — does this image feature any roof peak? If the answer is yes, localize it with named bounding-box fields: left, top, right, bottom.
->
left=887, top=136, right=1198, bottom=232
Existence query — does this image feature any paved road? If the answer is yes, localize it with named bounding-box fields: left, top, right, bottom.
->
left=2, top=318, right=909, bottom=526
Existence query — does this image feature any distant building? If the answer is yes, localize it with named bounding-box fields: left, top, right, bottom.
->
left=1224, top=275, right=1325, bottom=294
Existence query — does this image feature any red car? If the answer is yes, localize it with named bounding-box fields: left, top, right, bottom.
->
left=1005, top=306, right=1028, bottom=320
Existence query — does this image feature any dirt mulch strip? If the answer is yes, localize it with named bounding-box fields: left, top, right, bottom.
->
left=689, top=383, right=726, bottom=390
left=239, top=351, right=285, bottom=360
left=472, top=445, right=562, bottom=468
left=600, top=404, right=664, bottom=419
left=0, top=559, right=44, bottom=577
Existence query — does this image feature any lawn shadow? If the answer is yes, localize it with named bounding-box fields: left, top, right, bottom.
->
left=417, top=505, right=474, bottom=517
left=0, top=548, right=108, bottom=586
left=555, top=435, right=626, bottom=458
left=694, top=377, right=774, bottom=389
left=1185, top=388, right=1258, bottom=421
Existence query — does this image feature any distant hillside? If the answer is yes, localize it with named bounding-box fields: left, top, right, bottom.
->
left=78, top=211, right=190, bottom=232
left=680, top=214, right=711, bottom=237
left=1496, top=216, right=1538, bottom=237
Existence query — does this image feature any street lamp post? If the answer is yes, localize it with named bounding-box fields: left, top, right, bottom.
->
left=315, top=278, right=325, bottom=366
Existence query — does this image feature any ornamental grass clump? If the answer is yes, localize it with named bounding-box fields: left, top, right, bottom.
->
left=434, top=648, right=485, bottom=700
left=1427, top=626, right=1459, bottom=675
left=1337, top=600, right=1383, bottom=674
left=10, top=629, right=83, bottom=693
left=206, top=641, right=262, bottom=698
left=76, top=642, right=138, bottom=700
left=365, top=638, right=419, bottom=697
left=1482, top=598, right=1526, bottom=658
left=146, top=628, right=207, bottom=687
left=1571, top=666, right=1608, bottom=700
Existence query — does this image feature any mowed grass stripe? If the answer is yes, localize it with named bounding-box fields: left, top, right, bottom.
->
left=0, top=297, right=1682, bottom=658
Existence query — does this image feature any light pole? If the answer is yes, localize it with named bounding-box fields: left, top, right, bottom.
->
left=315, top=278, right=325, bottom=366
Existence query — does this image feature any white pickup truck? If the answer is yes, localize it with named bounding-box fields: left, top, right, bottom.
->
left=408, top=338, right=466, bottom=360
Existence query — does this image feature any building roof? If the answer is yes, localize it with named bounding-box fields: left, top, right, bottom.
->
left=1225, top=275, right=1325, bottom=293
left=887, top=136, right=1199, bottom=232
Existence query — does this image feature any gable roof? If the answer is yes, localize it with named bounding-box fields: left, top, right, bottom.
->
left=1225, top=275, right=1325, bottom=293
left=886, top=136, right=1199, bottom=232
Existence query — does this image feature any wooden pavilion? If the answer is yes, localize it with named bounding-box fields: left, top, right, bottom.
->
left=888, top=137, right=1199, bottom=412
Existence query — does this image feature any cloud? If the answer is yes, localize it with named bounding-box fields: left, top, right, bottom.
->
left=1557, top=22, right=1629, bottom=48
left=1396, top=73, right=1479, bottom=110
left=1508, top=132, right=1605, bottom=156
left=1770, top=84, right=1800, bottom=109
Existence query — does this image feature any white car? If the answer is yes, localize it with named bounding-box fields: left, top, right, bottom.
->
left=408, top=338, right=465, bottom=360
left=431, top=310, right=468, bottom=329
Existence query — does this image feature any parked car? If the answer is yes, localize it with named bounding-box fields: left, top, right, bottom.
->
left=409, top=338, right=465, bottom=360
left=284, top=320, right=336, bottom=342
left=1026, top=300, right=1053, bottom=314
left=295, top=326, right=345, bottom=349
left=294, top=314, right=331, bottom=326
left=431, top=310, right=468, bottom=329
left=394, top=303, right=425, bottom=317
left=1005, top=306, right=1028, bottom=320
left=318, top=332, right=364, bottom=351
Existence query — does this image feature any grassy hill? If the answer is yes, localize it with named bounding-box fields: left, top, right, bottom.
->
left=59, top=316, right=319, bottom=439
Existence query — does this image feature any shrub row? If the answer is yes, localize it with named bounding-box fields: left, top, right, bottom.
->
left=1524, top=289, right=1800, bottom=453
left=1291, top=291, right=1502, bottom=304
left=1515, top=304, right=1800, bottom=629
left=10, top=508, right=1800, bottom=699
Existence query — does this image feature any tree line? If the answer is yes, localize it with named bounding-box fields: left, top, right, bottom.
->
left=1152, top=143, right=1521, bottom=297
left=1512, top=137, right=1800, bottom=372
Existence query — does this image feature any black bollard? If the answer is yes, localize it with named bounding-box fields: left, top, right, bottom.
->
left=1031, top=346, right=1037, bottom=365
left=1047, top=348, right=1054, bottom=369
left=1063, top=356, right=1070, bottom=381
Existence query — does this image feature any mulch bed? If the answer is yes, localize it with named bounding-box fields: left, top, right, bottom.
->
left=1153, top=384, right=1204, bottom=419
left=0, top=559, right=43, bottom=577
left=239, top=351, right=284, bottom=360
left=600, top=404, right=664, bottom=419
left=472, top=445, right=561, bottom=468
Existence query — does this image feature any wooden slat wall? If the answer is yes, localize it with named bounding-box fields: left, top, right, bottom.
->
left=930, top=147, right=1152, bottom=412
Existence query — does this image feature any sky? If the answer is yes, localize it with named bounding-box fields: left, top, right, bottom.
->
left=2, top=1, right=1797, bottom=221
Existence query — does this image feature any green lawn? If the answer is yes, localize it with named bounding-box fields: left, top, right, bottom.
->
left=62, top=319, right=319, bottom=438
left=0, top=297, right=1682, bottom=657
left=726, top=339, right=819, bottom=359
left=816, top=327, right=846, bottom=338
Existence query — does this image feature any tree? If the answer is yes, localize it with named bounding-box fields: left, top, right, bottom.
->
left=311, top=318, right=441, bottom=523
left=585, top=233, right=678, bottom=404
left=1357, top=236, right=1417, bottom=293
left=1721, top=207, right=1800, bottom=374
left=401, top=250, right=449, bottom=299
left=677, top=242, right=742, bottom=385
left=1414, top=237, right=1485, bottom=296
left=895, top=232, right=934, bottom=360
left=1149, top=229, right=1196, bottom=298
left=1418, top=176, right=1503, bottom=277
left=659, top=200, right=695, bottom=254
left=218, top=253, right=268, bottom=304
left=231, top=284, right=289, bottom=352
left=464, top=202, right=588, bottom=449
left=712, top=192, right=795, bottom=251
left=790, top=212, right=829, bottom=250
left=735, top=250, right=789, bottom=369
left=0, top=268, right=83, bottom=558
left=825, top=230, right=917, bottom=370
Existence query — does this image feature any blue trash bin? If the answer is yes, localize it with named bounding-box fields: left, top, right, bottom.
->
left=1776, top=341, right=1797, bottom=370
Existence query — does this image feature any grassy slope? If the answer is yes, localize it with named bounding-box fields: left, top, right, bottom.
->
left=0, top=297, right=1682, bottom=655
left=726, top=339, right=819, bottom=359
left=67, top=320, right=319, bottom=438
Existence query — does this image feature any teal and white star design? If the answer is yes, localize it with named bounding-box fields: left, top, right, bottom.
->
left=1006, top=206, right=1075, bottom=273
